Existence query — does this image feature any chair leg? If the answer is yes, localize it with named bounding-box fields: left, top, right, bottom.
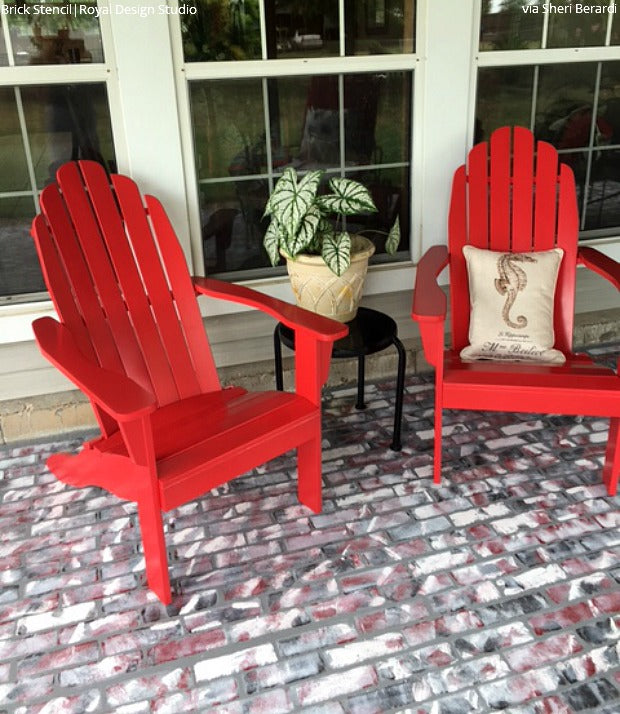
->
left=297, top=434, right=322, bottom=513
left=433, top=382, right=443, bottom=485
left=602, top=417, right=619, bottom=496
left=138, top=498, right=172, bottom=605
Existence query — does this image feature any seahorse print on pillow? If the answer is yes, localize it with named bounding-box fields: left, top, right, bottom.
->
left=460, top=245, right=565, bottom=364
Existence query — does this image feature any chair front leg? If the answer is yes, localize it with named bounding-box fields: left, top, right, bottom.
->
left=432, top=356, right=445, bottom=485
left=120, top=416, right=172, bottom=604
left=603, top=417, right=619, bottom=497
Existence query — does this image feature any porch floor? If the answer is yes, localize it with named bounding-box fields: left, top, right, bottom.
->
left=0, top=344, right=619, bottom=713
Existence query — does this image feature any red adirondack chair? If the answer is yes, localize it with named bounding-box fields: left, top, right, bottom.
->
left=30, top=161, right=348, bottom=604
left=412, top=126, right=620, bottom=495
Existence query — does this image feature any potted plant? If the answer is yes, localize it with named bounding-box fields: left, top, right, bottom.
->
left=263, top=167, right=400, bottom=321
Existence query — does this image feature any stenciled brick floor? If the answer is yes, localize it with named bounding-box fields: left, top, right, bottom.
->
left=1, top=344, right=619, bottom=713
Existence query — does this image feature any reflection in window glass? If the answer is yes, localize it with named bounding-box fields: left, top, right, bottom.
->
left=586, top=149, right=620, bottom=230
left=476, top=61, right=620, bottom=235
left=344, top=166, right=408, bottom=259
left=0, top=88, right=30, bottom=192
left=547, top=0, right=609, bottom=48
left=479, top=0, right=542, bottom=51
left=345, top=0, right=415, bottom=55
left=190, top=71, right=412, bottom=276
left=8, top=1, right=104, bottom=65
left=479, top=0, right=615, bottom=51
left=267, top=0, right=339, bottom=59
left=200, top=179, right=271, bottom=275
left=0, top=197, right=46, bottom=296
left=21, top=84, right=116, bottom=188
left=0, top=83, right=116, bottom=300
left=476, top=66, right=534, bottom=141
left=535, top=63, right=599, bottom=155
left=354, top=72, right=412, bottom=165
left=190, top=79, right=266, bottom=179
left=182, top=0, right=261, bottom=61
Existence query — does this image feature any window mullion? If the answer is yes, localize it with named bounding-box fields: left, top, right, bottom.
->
left=262, top=77, right=274, bottom=193
left=580, top=61, right=604, bottom=231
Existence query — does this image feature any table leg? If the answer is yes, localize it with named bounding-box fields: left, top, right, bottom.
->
left=274, top=326, right=284, bottom=391
left=356, top=354, right=366, bottom=409
left=390, top=335, right=406, bottom=451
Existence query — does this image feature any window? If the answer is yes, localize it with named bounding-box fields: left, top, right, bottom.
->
left=179, top=0, right=416, bottom=279
left=0, top=1, right=117, bottom=302
left=476, top=0, right=620, bottom=236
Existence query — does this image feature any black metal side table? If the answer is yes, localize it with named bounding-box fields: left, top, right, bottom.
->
left=273, top=306, right=406, bottom=450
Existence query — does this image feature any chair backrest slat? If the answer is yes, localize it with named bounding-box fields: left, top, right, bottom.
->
left=466, top=141, right=489, bottom=247
left=33, top=161, right=220, bottom=409
left=533, top=140, right=559, bottom=251
left=449, top=126, right=579, bottom=354
left=511, top=126, right=535, bottom=252
left=489, top=126, right=511, bottom=251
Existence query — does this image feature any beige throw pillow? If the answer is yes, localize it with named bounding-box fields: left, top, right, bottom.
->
left=460, top=245, right=565, bottom=365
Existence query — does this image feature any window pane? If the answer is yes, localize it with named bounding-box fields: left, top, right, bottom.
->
left=21, top=84, right=116, bottom=188
left=344, top=166, right=409, bottom=258
left=0, top=196, right=45, bottom=296
left=600, top=60, right=620, bottom=146
left=358, top=71, right=412, bottom=165
left=535, top=63, right=599, bottom=151
left=271, top=75, right=340, bottom=170
left=585, top=149, right=620, bottom=230
left=476, top=66, right=534, bottom=140
left=0, top=88, right=30, bottom=192
left=200, top=179, right=271, bottom=276
left=479, top=0, right=542, bottom=51
left=344, top=0, right=416, bottom=55
left=268, top=0, right=339, bottom=59
left=190, top=79, right=267, bottom=180
left=8, top=1, right=104, bottom=65
left=182, top=0, right=261, bottom=62
left=547, top=0, right=609, bottom=48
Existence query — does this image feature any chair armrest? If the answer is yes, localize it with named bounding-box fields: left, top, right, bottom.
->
left=411, top=246, right=449, bottom=370
left=411, top=245, right=449, bottom=322
left=578, top=247, right=620, bottom=290
left=193, top=277, right=348, bottom=342
left=33, top=317, right=157, bottom=421
left=193, top=277, right=348, bottom=405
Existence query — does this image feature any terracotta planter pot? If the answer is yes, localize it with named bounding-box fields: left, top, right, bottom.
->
left=285, top=235, right=375, bottom=322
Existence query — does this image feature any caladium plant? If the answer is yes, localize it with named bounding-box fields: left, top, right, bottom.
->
left=263, top=167, right=400, bottom=276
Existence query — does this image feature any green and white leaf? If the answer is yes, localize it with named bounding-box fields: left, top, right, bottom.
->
left=317, top=177, right=378, bottom=216
left=289, top=203, right=322, bottom=256
left=385, top=217, right=401, bottom=255
left=264, top=168, right=322, bottom=239
left=321, top=230, right=351, bottom=277
left=263, top=218, right=285, bottom=266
